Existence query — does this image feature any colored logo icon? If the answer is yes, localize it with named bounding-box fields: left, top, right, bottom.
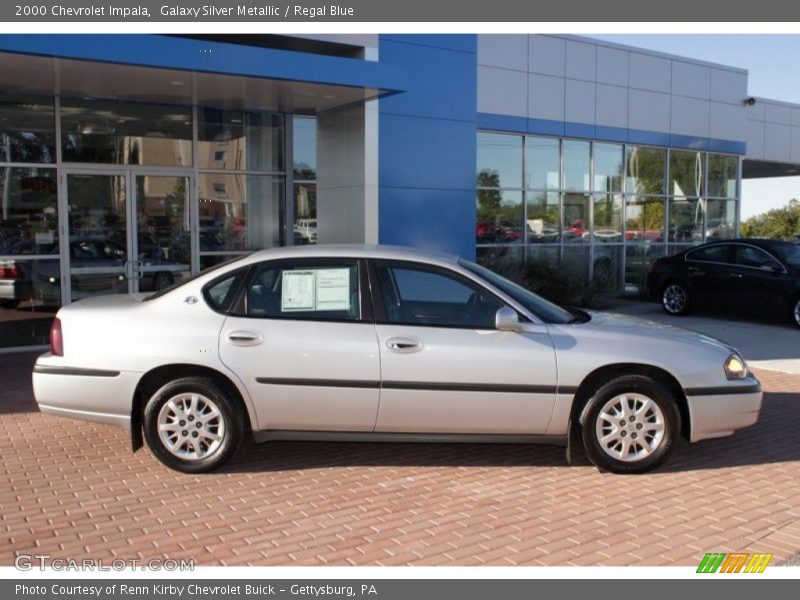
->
left=697, top=552, right=773, bottom=573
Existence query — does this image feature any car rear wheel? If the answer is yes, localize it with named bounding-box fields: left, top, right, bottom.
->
left=143, top=377, right=244, bottom=473
left=661, top=281, right=691, bottom=316
left=580, top=375, right=680, bottom=474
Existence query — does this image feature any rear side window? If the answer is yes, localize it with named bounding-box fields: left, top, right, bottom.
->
left=203, top=268, right=248, bottom=313
left=686, top=245, right=732, bottom=263
left=241, top=260, right=361, bottom=321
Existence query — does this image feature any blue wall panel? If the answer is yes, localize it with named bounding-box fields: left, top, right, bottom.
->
left=379, top=35, right=478, bottom=259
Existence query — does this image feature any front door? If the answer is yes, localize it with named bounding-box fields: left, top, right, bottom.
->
left=62, top=170, right=192, bottom=302
left=370, top=260, right=559, bottom=435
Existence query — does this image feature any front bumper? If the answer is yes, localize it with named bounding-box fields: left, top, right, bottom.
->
left=686, top=377, right=763, bottom=442
left=32, top=355, right=140, bottom=430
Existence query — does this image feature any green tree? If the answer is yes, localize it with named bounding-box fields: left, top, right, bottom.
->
left=741, top=199, right=800, bottom=239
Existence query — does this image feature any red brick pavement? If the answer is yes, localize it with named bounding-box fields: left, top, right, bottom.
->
left=1, top=352, right=799, bottom=566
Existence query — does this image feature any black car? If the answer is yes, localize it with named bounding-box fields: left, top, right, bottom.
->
left=647, top=238, right=800, bottom=328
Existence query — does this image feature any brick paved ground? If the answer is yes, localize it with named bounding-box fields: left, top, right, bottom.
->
left=1, top=352, right=799, bottom=566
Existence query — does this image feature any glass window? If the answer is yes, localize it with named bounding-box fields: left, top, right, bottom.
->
left=0, top=94, right=56, bottom=163
left=686, top=244, right=733, bottom=263
left=525, top=136, right=559, bottom=189
left=562, top=140, right=590, bottom=191
left=774, top=243, right=800, bottom=269
left=244, top=261, right=360, bottom=321
left=293, top=116, right=317, bottom=180
left=734, top=245, right=781, bottom=270
left=625, top=244, right=667, bottom=295
left=477, top=132, right=522, bottom=189
left=0, top=168, right=58, bottom=255
left=594, top=143, right=623, bottom=192
left=625, top=196, right=665, bottom=242
left=706, top=199, right=736, bottom=241
left=670, top=150, right=704, bottom=197
left=61, top=99, right=192, bottom=166
left=707, top=154, right=738, bottom=198
left=198, top=108, right=284, bottom=172
left=591, top=245, right=623, bottom=292
left=669, top=197, right=703, bottom=243
left=376, top=262, right=503, bottom=329
left=526, top=191, right=560, bottom=243
left=294, top=183, right=317, bottom=245
left=593, top=194, right=623, bottom=242
left=0, top=257, right=60, bottom=347
left=476, top=190, right=523, bottom=245
left=198, top=174, right=284, bottom=251
left=562, top=192, right=590, bottom=243
left=626, top=146, right=665, bottom=195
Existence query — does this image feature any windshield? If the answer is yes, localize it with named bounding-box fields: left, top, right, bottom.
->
left=144, top=253, right=253, bottom=301
left=774, top=242, right=800, bottom=269
left=459, top=259, right=576, bottom=324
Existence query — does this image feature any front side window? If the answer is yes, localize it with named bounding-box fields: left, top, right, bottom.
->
left=243, top=260, right=360, bottom=321
left=376, top=262, right=503, bottom=329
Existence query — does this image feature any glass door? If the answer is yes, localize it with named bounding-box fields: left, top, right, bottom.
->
left=134, top=174, right=192, bottom=293
left=64, top=171, right=131, bottom=302
left=63, top=170, right=193, bottom=302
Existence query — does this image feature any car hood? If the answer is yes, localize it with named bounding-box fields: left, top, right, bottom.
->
left=577, top=310, right=736, bottom=354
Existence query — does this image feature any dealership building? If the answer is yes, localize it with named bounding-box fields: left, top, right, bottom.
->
left=1, top=33, right=800, bottom=349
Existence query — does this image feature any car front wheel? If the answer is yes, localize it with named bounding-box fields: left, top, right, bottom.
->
left=661, top=281, right=691, bottom=316
left=143, top=376, right=244, bottom=473
left=580, top=375, right=680, bottom=474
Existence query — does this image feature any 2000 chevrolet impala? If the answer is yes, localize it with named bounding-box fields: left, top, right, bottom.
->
left=33, top=245, right=762, bottom=474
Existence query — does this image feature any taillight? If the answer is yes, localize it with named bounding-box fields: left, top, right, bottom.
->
left=0, top=263, right=22, bottom=279
left=50, top=317, right=63, bottom=356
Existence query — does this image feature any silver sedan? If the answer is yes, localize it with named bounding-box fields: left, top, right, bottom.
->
left=32, top=245, right=762, bottom=474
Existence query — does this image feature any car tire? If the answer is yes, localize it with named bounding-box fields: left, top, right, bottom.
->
left=143, top=376, right=244, bottom=474
left=660, top=280, right=691, bottom=316
left=152, top=272, right=173, bottom=291
left=579, top=375, right=680, bottom=474
left=790, top=296, right=800, bottom=329
left=0, top=299, right=20, bottom=309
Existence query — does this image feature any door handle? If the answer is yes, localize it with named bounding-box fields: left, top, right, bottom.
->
left=730, top=273, right=743, bottom=278
left=226, top=331, right=263, bottom=346
left=386, top=337, right=422, bottom=353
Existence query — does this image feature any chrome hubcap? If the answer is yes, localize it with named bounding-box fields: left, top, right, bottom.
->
left=662, top=284, right=687, bottom=314
left=157, top=393, right=225, bottom=461
left=595, top=393, right=665, bottom=462
left=794, top=300, right=800, bottom=326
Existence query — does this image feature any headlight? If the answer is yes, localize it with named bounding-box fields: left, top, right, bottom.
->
left=724, top=354, right=748, bottom=380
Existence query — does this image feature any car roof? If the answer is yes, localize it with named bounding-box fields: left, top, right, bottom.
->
left=245, top=244, right=461, bottom=265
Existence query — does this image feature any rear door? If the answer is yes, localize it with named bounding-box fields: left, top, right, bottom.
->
left=218, top=258, right=382, bottom=432
left=370, top=260, right=558, bottom=435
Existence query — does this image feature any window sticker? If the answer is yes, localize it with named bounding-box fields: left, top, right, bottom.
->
left=315, top=268, right=351, bottom=311
left=281, top=270, right=315, bottom=311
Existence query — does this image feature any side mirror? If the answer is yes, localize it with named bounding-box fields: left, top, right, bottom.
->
left=495, top=307, right=522, bottom=332
left=761, top=264, right=783, bottom=274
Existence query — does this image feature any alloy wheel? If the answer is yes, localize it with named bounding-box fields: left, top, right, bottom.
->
left=594, top=393, right=666, bottom=462
left=662, top=284, right=687, bottom=314
left=794, top=299, right=800, bottom=327
left=157, top=393, right=226, bottom=460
